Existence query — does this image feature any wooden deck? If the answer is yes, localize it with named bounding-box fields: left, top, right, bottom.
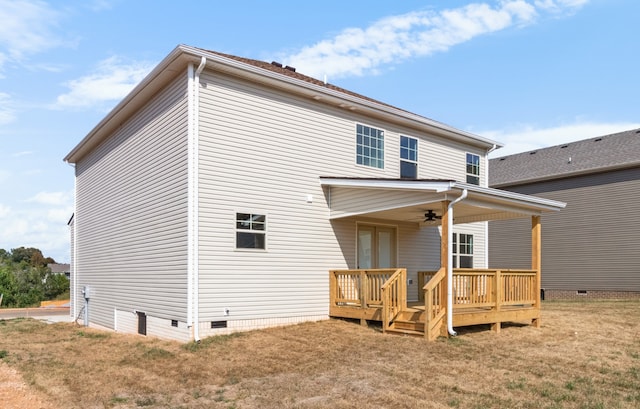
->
left=329, top=268, right=540, bottom=340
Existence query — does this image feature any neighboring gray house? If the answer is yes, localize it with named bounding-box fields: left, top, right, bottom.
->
left=64, top=45, right=564, bottom=341
left=47, top=263, right=71, bottom=278
left=489, top=128, right=640, bottom=299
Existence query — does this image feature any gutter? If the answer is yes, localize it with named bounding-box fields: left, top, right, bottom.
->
left=447, top=189, right=468, bottom=337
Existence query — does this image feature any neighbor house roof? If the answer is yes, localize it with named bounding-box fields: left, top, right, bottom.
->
left=490, top=128, right=640, bottom=187
left=48, top=263, right=71, bottom=274
left=65, top=45, right=502, bottom=164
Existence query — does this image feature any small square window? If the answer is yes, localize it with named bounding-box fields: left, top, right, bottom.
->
left=236, top=213, right=266, bottom=249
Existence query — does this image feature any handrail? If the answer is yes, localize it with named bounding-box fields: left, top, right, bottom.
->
left=381, top=268, right=406, bottom=333
left=329, top=269, right=398, bottom=308
left=423, top=267, right=446, bottom=340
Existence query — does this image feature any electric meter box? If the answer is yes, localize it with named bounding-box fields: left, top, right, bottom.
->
left=82, top=285, right=96, bottom=299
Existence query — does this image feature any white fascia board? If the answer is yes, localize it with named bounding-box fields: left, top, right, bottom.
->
left=319, top=178, right=455, bottom=192
left=451, top=182, right=567, bottom=212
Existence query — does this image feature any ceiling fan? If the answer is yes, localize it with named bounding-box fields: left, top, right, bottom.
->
left=424, top=210, right=442, bottom=222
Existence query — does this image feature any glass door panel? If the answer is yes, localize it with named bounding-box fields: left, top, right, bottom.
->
left=357, top=225, right=396, bottom=269
left=357, top=226, right=374, bottom=269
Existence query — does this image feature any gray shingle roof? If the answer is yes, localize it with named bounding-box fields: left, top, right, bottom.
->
left=490, top=128, right=640, bottom=187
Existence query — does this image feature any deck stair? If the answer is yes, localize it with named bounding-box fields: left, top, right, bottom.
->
left=385, top=308, right=425, bottom=336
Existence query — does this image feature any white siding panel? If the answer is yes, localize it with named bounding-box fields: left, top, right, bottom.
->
left=195, top=70, right=481, bottom=323
left=329, top=186, right=444, bottom=219
left=75, top=73, right=190, bottom=331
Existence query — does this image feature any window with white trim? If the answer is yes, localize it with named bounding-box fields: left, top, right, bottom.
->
left=453, top=233, right=473, bottom=268
left=236, top=213, right=266, bottom=249
left=400, top=136, right=418, bottom=178
left=356, top=124, right=384, bottom=169
left=466, top=153, right=480, bottom=185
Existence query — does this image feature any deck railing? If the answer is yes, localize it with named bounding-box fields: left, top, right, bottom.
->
left=381, top=268, right=407, bottom=332
left=420, top=268, right=538, bottom=311
left=423, top=267, right=446, bottom=341
left=329, top=269, right=398, bottom=308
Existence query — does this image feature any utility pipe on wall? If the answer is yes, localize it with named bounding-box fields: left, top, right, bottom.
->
left=447, top=188, right=468, bottom=336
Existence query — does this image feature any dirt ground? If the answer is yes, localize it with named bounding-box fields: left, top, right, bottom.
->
left=0, top=362, right=55, bottom=409
left=1, top=300, right=639, bottom=408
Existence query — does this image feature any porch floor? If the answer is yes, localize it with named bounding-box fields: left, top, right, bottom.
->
left=330, top=302, right=539, bottom=337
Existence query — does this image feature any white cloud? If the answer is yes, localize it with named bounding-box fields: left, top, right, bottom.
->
left=486, top=121, right=640, bottom=158
left=0, top=92, right=16, bottom=124
left=54, top=56, right=155, bottom=109
left=12, top=150, right=33, bottom=157
left=0, top=190, right=73, bottom=261
left=27, top=190, right=72, bottom=206
left=283, top=0, right=588, bottom=79
left=0, top=0, right=69, bottom=72
left=0, top=203, right=10, bottom=218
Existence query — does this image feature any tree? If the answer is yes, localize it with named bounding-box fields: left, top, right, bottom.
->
left=0, top=265, right=17, bottom=306
left=10, top=247, right=56, bottom=267
left=44, top=273, right=70, bottom=299
left=0, top=247, right=65, bottom=308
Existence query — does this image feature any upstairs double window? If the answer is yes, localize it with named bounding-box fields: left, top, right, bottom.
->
left=356, top=124, right=384, bottom=169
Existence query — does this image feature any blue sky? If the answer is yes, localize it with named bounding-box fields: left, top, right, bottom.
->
left=0, top=0, right=638, bottom=262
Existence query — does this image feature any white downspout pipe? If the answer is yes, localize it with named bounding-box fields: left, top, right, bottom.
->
left=192, top=56, right=206, bottom=342
left=186, top=63, right=194, bottom=337
left=447, top=188, right=468, bottom=336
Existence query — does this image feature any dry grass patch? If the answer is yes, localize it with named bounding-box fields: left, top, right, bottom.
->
left=1, top=300, right=640, bottom=408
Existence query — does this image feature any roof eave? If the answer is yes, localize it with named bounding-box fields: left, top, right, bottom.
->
left=65, top=45, right=501, bottom=164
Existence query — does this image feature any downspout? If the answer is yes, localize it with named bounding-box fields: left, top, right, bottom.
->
left=447, top=188, right=468, bottom=336
left=192, top=56, right=206, bottom=342
left=187, top=63, right=194, bottom=337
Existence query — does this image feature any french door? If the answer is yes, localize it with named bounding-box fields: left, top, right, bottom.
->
left=357, top=225, right=397, bottom=269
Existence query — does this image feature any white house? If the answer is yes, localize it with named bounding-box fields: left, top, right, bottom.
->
left=65, top=45, right=564, bottom=341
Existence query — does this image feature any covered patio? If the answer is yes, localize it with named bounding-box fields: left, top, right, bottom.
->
left=320, top=178, right=566, bottom=340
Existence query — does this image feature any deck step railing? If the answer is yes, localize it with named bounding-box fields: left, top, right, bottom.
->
left=381, top=268, right=407, bottom=332
left=423, top=267, right=446, bottom=341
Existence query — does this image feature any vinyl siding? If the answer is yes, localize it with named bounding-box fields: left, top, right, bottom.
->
left=196, top=70, right=484, bottom=321
left=69, top=217, right=77, bottom=318
left=489, top=167, right=640, bottom=291
left=74, top=72, right=190, bottom=330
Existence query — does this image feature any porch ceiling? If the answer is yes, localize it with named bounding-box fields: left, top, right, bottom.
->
left=319, top=177, right=566, bottom=225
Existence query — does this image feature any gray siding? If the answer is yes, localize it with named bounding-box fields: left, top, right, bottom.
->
left=196, top=70, right=485, bottom=322
left=490, top=167, right=640, bottom=291
left=75, top=72, right=190, bottom=329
